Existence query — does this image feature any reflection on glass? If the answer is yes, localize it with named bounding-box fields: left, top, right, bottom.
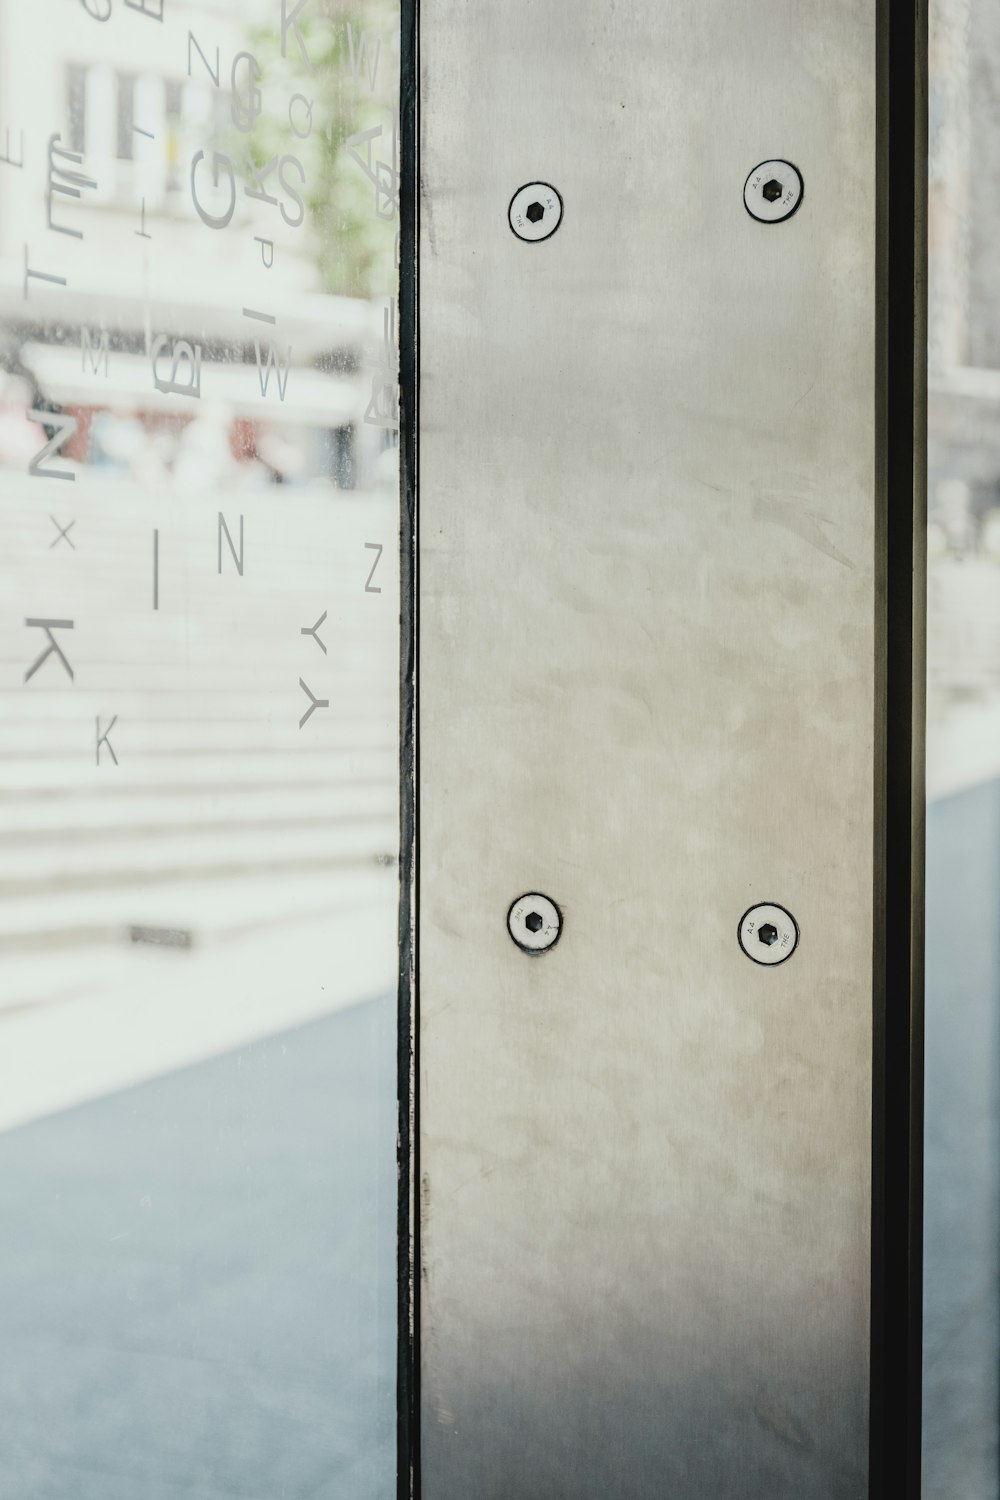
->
left=926, top=1, right=1000, bottom=1494
left=0, top=1, right=399, bottom=1494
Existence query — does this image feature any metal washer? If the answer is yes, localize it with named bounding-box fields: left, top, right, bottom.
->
left=737, top=902, right=799, bottom=966
left=508, top=182, right=563, bottom=242
left=743, top=159, right=804, bottom=224
left=508, top=892, right=562, bottom=953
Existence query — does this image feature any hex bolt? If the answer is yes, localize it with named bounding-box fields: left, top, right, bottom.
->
left=508, top=892, right=562, bottom=953
left=743, top=159, right=804, bottom=224
left=508, top=182, right=563, bottom=243
left=738, top=903, right=799, bottom=966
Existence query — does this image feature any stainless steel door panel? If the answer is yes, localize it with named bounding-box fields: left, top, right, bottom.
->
left=418, top=4, right=880, bottom=1494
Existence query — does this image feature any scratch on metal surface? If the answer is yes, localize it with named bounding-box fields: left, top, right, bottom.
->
left=445, top=1164, right=497, bottom=1201
left=754, top=483, right=856, bottom=571
left=752, top=1400, right=814, bottom=1453
left=420, top=174, right=437, bottom=255
left=789, top=373, right=819, bottom=414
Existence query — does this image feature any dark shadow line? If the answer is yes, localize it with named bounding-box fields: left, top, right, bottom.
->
left=398, top=0, right=420, bottom=1495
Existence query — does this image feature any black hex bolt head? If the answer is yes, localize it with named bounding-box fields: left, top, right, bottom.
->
left=525, top=202, right=545, bottom=223
left=762, top=179, right=784, bottom=203
left=757, top=922, right=779, bottom=946
left=525, top=911, right=544, bottom=933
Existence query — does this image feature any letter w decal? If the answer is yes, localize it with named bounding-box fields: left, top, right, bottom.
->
left=255, top=340, right=291, bottom=401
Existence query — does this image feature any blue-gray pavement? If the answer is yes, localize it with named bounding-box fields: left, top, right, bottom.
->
left=2, top=780, right=996, bottom=1500
left=924, top=781, right=1000, bottom=1500
left=0, top=994, right=397, bottom=1500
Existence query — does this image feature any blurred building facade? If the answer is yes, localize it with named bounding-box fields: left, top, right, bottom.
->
left=0, top=0, right=398, bottom=492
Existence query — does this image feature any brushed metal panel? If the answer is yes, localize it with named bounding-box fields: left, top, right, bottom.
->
left=418, top=2, right=878, bottom=1495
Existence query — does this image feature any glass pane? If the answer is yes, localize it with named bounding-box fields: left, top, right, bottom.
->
left=0, top=2, right=400, bottom=1495
left=926, top=1, right=1000, bottom=1494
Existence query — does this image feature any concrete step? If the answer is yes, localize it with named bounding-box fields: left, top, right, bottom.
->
left=0, top=861, right=397, bottom=968
left=0, top=746, right=399, bottom=792
left=0, top=817, right=399, bottom=895
left=0, top=779, right=394, bottom=836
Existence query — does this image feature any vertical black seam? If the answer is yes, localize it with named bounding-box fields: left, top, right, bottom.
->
left=872, top=1, right=926, bottom=1495
left=398, top=0, right=419, bottom=1494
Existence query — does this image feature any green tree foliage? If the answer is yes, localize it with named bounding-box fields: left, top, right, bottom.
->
left=247, top=0, right=399, bottom=299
